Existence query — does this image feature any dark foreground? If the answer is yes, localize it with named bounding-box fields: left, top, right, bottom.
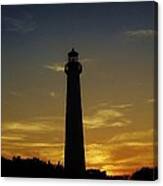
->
left=1, top=156, right=158, bottom=180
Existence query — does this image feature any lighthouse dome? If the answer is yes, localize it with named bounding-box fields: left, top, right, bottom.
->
left=68, top=48, right=79, bottom=57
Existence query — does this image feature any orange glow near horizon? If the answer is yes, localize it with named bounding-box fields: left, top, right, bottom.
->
left=1, top=116, right=156, bottom=176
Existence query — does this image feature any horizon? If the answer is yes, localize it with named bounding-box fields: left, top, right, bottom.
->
left=1, top=155, right=157, bottom=177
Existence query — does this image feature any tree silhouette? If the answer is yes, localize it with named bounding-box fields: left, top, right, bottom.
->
left=1, top=156, right=64, bottom=178
left=1, top=156, right=158, bottom=180
left=130, top=167, right=158, bottom=181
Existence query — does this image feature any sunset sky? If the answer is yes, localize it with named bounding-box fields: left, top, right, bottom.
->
left=2, top=1, right=157, bottom=176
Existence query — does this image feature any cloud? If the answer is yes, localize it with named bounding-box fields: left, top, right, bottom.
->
left=3, top=13, right=37, bottom=33
left=86, top=144, right=109, bottom=165
left=1, top=136, right=24, bottom=141
left=108, top=129, right=153, bottom=144
left=107, top=142, right=154, bottom=175
left=109, top=122, right=128, bottom=127
left=2, top=116, right=64, bottom=133
left=44, top=57, right=93, bottom=73
left=90, top=101, right=133, bottom=112
left=4, top=142, right=63, bottom=148
left=3, top=122, right=48, bottom=132
left=10, top=91, right=22, bottom=97
left=81, top=58, right=93, bottom=63
left=49, top=91, right=56, bottom=97
left=97, top=109, right=123, bottom=118
left=85, top=102, right=133, bottom=129
left=44, top=63, right=64, bottom=72
left=2, top=124, right=155, bottom=175
left=2, top=140, right=64, bottom=164
left=32, top=116, right=63, bottom=122
left=147, top=98, right=155, bottom=103
left=111, top=104, right=133, bottom=109
left=2, top=117, right=65, bottom=163
left=84, top=109, right=129, bottom=129
left=125, top=29, right=155, bottom=38
left=85, top=128, right=155, bottom=175
left=85, top=133, right=154, bottom=176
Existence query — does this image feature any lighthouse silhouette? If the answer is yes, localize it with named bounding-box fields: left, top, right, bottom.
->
left=64, top=48, right=85, bottom=178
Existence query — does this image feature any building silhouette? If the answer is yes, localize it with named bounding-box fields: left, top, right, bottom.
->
left=64, top=48, right=85, bottom=178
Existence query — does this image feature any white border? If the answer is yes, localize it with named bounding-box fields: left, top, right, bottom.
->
left=0, top=0, right=162, bottom=186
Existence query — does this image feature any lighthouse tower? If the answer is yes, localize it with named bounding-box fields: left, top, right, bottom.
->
left=64, top=48, right=85, bottom=178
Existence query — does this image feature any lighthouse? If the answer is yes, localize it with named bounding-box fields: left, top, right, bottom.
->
left=64, top=48, right=85, bottom=178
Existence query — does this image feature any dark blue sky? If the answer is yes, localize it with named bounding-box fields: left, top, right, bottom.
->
left=2, top=2, right=155, bottom=57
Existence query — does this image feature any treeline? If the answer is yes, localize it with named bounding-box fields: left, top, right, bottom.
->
left=1, top=156, right=64, bottom=178
left=1, top=156, right=158, bottom=180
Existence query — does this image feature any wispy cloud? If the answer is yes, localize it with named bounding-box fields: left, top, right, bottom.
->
left=44, top=57, right=94, bottom=73
left=81, top=58, right=93, bottom=63
left=108, top=129, right=153, bottom=144
left=49, top=91, right=56, bottom=97
left=1, top=136, right=24, bottom=141
left=2, top=131, right=154, bottom=175
left=86, top=144, right=108, bottom=165
left=5, top=142, right=63, bottom=148
left=44, top=63, right=64, bottom=72
left=85, top=129, right=154, bottom=175
left=125, top=29, right=155, bottom=38
left=97, top=109, right=124, bottom=118
left=3, top=122, right=48, bottom=132
left=2, top=123, right=154, bottom=175
left=84, top=109, right=129, bottom=129
left=111, top=104, right=133, bottom=109
left=90, top=101, right=133, bottom=112
left=3, top=13, right=37, bottom=34
left=2, top=116, right=64, bottom=133
left=147, top=98, right=155, bottom=103
left=10, top=91, right=22, bottom=97
left=109, top=122, right=128, bottom=127
left=1, top=117, right=64, bottom=162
